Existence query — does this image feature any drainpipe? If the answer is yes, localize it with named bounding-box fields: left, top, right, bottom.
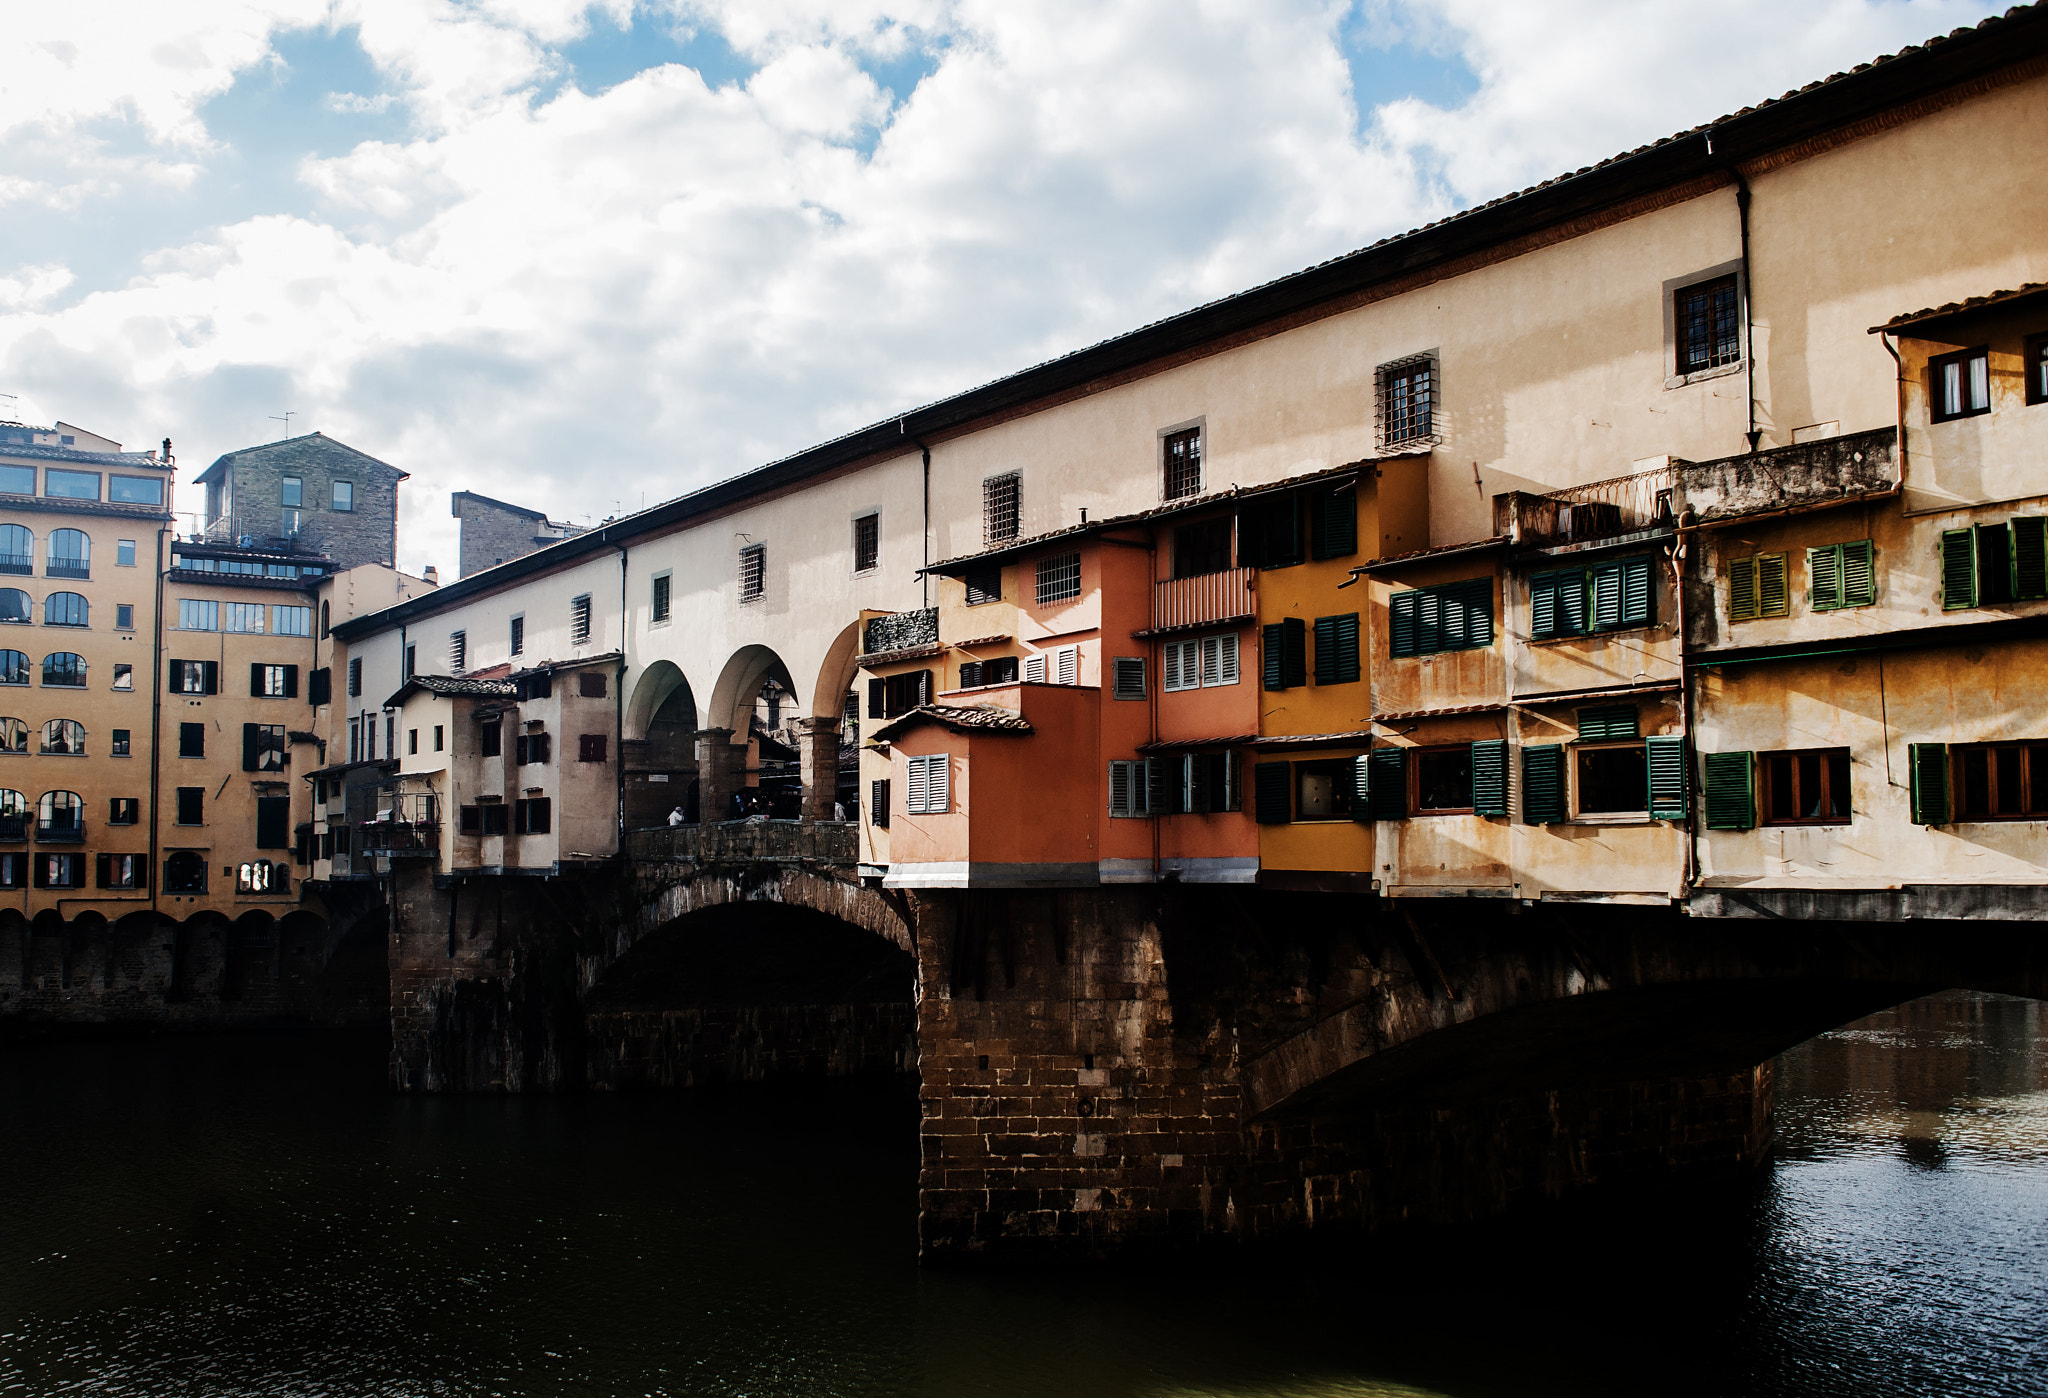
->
left=1671, top=527, right=1700, bottom=896
left=1879, top=330, right=1909, bottom=490
left=614, top=535, right=628, bottom=853
left=1730, top=158, right=1761, bottom=454
left=921, top=442, right=932, bottom=609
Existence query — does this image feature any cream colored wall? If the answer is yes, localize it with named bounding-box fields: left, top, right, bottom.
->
left=1897, top=311, right=2048, bottom=513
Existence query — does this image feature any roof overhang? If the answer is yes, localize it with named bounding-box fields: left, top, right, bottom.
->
left=1870, top=282, right=2048, bottom=339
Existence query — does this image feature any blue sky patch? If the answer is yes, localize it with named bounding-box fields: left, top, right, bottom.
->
left=557, top=10, right=757, bottom=96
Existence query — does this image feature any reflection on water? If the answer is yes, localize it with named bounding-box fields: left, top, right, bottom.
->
left=2, top=990, right=2044, bottom=1397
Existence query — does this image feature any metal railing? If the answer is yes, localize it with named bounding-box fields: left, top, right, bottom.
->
left=35, top=819, right=84, bottom=844
left=1153, top=566, right=1255, bottom=632
left=1496, top=464, right=1676, bottom=549
left=0, top=553, right=30, bottom=576
left=357, top=821, right=439, bottom=857
left=0, top=814, right=25, bottom=841
left=45, top=562, right=89, bottom=580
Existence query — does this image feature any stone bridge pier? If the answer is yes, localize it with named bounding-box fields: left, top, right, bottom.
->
left=381, top=830, right=2048, bottom=1261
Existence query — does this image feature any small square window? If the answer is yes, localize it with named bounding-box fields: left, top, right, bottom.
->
left=408, top=728, right=418, bottom=756
left=109, top=796, right=139, bottom=822
left=282, top=476, right=303, bottom=508
left=1162, top=428, right=1202, bottom=501
left=112, top=663, right=133, bottom=691
left=1295, top=759, right=1357, bottom=820
left=1761, top=748, right=1852, bottom=825
left=176, top=787, right=204, bottom=825
left=111, top=731, right=131, bottom=758
left=332, top=480, right=354, bottom=511
left=738, top=545, right=766, bottom=602
left=511, top=614, right=525, bottom=654
left=571, top=594, right=592, bottom=644
left=116, top=604, right=134, bottom=630
left=853, top=514, right=879, bottom=573
left=983, top=473, right=1021, bottom=545
left=579, top=672, right=607, bottom=698
left=1576, top=744, right=1648, bottom=815
left=179, top=722, right=204, bottom=759
left=964, top=568, right=1001, bottom=606
left=1929, top=347, right=1992, bottom=422
left=1412, top=745, right=1474, bottom=814
left=433, top=725, right=444, bottom=752
left=116, top=540, right=136, bottom=568
left=1034, top=552, right=1081, bottom=606
left=1675, top=274, right=1743, bottom=376
left=651, top=574, right=671, bottom=623
left=1378, top=355, right=1437, bottom=446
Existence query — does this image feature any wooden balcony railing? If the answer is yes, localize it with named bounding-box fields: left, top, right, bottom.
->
left=1151, top=567, right=1255, bottom=633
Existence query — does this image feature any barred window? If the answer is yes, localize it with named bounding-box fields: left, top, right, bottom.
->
left=739, top=544, right=766, bottom=602
left=853, top=513, right=879, bottom=572
left=1163, top=427, right=1202, bottom=500
left=1034, top=552, right=1081, bottom=606
left=510, top=615, right=524, bottom=655
left=651, top=574, right=671, bottom=623
left=1676, top=274, right=1742, bottom=375
left=983, top=473, right=1020, bottom=545
left=1378, top=355, right=1436, bottom=446
left=450, top=630, right=467, bottom=673
left=570, top=593, right=592, bottom=644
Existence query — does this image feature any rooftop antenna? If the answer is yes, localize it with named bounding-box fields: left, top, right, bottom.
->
left=0, top=393, right=17, bottom=425
left=269, top=410, right=295, bottom=438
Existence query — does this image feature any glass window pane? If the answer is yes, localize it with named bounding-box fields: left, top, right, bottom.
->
left=281, top=476, right=303, bottom=508
left=1578, top=746, right=1647, bottom=814
left=332, top=481, right=354, bottom=511
left=1969, top=352, right=1990, bottom=412
left=44, top=470, right=100, bottom=500
left=0, top=466, right=33, bottom=494
left=1960, top=747, right=1990, bottom=817
left=1417, top=747, right=1474, bottom=811
left=107, top=475, right=164, bottom=505
left=1995, top=746, right=2024, bottom=815
left=1827, top=752, right=1852, bottom=819
left=1797, top=753, right=1822, bottom=817
left=2028, top=744, right=2048, bottom=815
left=1765, top=754, right=1795, bottom=821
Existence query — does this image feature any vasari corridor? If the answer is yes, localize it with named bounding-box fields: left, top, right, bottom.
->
left=4, top=4, right=2048, bottom=1394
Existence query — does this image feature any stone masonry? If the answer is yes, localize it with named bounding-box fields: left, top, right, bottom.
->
left=452, top=490, right=586, bottom=579
left=193, top=434, right=403, bottom=570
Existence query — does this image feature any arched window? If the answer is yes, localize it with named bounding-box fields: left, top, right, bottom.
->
left=320, top=601, right=330, bottom=638
left=0, top=524, right=30, bottom=575
left=39, top=719, right=84, bottom=755
left=47, top=529, right=89, bottom=579
left=0, top=790, right=24, bottom=816
left=164, top=850, right=208, bottom=893
left=0, top=651, right=27, bottom=685
left=0, top=589, right=28, bottom=623
left=0, top=719, right=25, bottom=753
left=0, top=789, right=24, bottom=840
left=43, top=592, right=87, bottom=627
left=37, top=789, right=84, bottom=838
left=41, top=652, right=85, bottom=687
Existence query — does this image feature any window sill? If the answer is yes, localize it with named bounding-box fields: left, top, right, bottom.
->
left=1761, top=819, right=1853, bottom=828
left=1570, top=813, right=1657, bottom=826
left=1664, top=360, right=1745, bottom=391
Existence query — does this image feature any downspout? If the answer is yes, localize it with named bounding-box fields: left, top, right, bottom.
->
left=1148, top=533, right=1161, bottom=882
left=921, top=443, right=931, bottom=608
left=148, top=522, right=168, bottom=922
left=1671, top=525, right=1700, bottom=895
left=1879, top=330, right=1908, bottom=490
left=1730, top=157, right=1761, bottom=453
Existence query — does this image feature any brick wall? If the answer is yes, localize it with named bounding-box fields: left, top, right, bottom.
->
left=214, top=436, right=400, bottom=571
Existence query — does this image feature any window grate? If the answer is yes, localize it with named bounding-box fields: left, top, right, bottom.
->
left=1378, top=355, right=1437, bottom=447
left=1163, top=428, right=1201, bottom=500
left=1676, top=275, right=1742, bottom=375
left=570, top=594, right=592, bottom=644
left=1111, top=656, right=1145, bottom=700
left=853, top=514, right=879, bottom=572
left=1035, top=552, right=1081, bottom=606
left=510, top=615, right=524, bottom=655
left=651, top=575, right=670, bottom=623
left=450, top=631, right=466, bottom=674
left=983, top=473, right=1020, bottom=545
left=738, top=544, right=765, bottom=602
left=964, top=568, right=1001, bottom=606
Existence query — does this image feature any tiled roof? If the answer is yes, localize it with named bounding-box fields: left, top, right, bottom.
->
left=1870, top=281, right=2048, bottom=333
left=0, top=444, right=166, bottom=468
left=1371, top=704, right=1504, bottom=723
left=1351, top=537, right=1509, bottom=575
left=868, top=704, right=1034, bottom=743
left=1137, top=733, right=1258, bottom=752
left=384, top=673, right=518, bottom=707
left=1248, top=729, right=1377, bottom=747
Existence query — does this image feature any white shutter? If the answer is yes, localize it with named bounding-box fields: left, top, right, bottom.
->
left=927, top=755, right=949, bottom=813
left=1056, top=645, right=1079, bottom=686
left=1024, top=654, right=1047, bottom=683
left=906, top=755, right=930, bottom=814
left=1202, top=633, right=1239, bottom=686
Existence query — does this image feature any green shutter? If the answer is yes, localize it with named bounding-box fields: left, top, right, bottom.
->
left=1530, top=571, right=1560, bottom=639
left=1521, top=745, right=1565, bottom=824
left=1254, top=762, right=1292, bottom=824
left=1757, top=552, right=1789, bottom=617
left=1839, top=539, right=1876, bottom=608
left=1311, top=486, right=1357, bottom=560
left=1389, top=591, right=1418, bottom=658
left=1313, top=613, right=1359, bottom=684
left=1463, top=577, right=1495, bottom=648
left=1728, top=555, right=1758, bottom=621
left=1620, top=555, right=1654, bottom=627
left=1262, top=623, right=1287, bottom=690
left=1368, top=748, right=1407, bottom=820
left=1415, top=588, right=1443, bottom=653
left=1646, top=735, right=1688, bottom=821
left=1351, top=754, right=1372, bottom=822
left=2013, top=517, right=2048, bottom=601
left=1909, top=743, right=1949, bottom=825
left=1531, top=569, right=1585, bottom=640
left=1703, top=751, right=1755, bottom=829
left=1940, top=528, right=1976, bottom=610
left=1282, top=617, right=1307, bottom=688
left=1589, top=562, right=1622, bottom=630
left=1577, top=705, right=1638, bottom=741
left=1471, top=739, right=1508, bottom=817
left=1809, top=544, right=1843, bottom=611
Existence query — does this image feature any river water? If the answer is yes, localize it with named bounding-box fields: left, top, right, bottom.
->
left=2, top=990, right=2044, bottom=1397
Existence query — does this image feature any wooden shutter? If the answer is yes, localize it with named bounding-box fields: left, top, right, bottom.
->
left=1253, top=761, right=1291, bottom=824
left=1457, top=577, right=1494, bottom=647
left=868, top=678, right=885, bottom=718
left=309, top=667, right=330, bottom=706
left=250, top=663, right=265, bottom=697
left=1909, top=743, right=1949, bottom=825
left=1646, top=736, right=1687, bottom=820
left=1619, top=556, right=1653, bottom=627
left=1389, top=591, right=1418, bottom=658
left=1702, top=751, right=1755, bottom=829
left=1368, top=747, right=1407, bottom=820
left=1183, top=754, right=1207, bottom=814
left=1939, top=528, right=1975, bottom=610
left=959, top=661, right=983, bottom=689
left=1471, top=739, right=1508, bottom=816
left=927, top=755, right=949, bottom=813
left=1112, top=657, right=1145, bottom=699
left=1350, top=754, right=1372, bottom=822
left=1757, top=552, right=1789, bottom=617
left=1530, top=570, right=1580, bottom=639
left=242, top=723, right=262, bottom=772
left=1808, top=545, right=1841, bottom=611
left=915, top=669, right=934, bottom=705
left=256, top=797, right=290, bottom=849
left=1311, top=486, right=1356, bottom=559
left=1281, top=618, right=1306, bottom=688
left=2013, top=517, right=2048, bottom=601
left=1577, top=705, right=1638, bottom=740
left=1055, top=648, right=1078, bottom=687
left=1262, top=624, right=1286, bottom=690
left=1215, top=633, right=1238, bottom=684
left=1313, top=615, right=1337, bottom=684
left=1310, top=613, right=1358, bottom=683
left=1727, top=556, right=1758, bottom=621
left=1144, top=758, right=1163, bottom=817
left=870, top=778, right=890, bottom=828
left=1838, top=540, right=1875, bottom=608
left=1521, top=744, right=1565, bottom=824
left=1589, top=561, right=1623, bottom=630
left=202, top=660, right=219, bottom=695
left=1108, top=760, right=1134, bottom=817
left=1415, top=587, right=1444, bottom=653
left=906, top=755, right=930, bottom=814
left=1024, top=654, right=1046, bottom=683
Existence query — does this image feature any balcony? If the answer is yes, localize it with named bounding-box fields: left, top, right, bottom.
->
left=862, top=607, right=939, bottom=657
left=0, top=553, right=30, bottom=576
left=45, top=562, right=88, bottom=581
left=36, top=820, right=84, bottom=844
left=1148, top=566, right=1255, bottom=635
left=0, top=814, right=24, bottom=842
left=1680, top=428, right=1895, bottom=524
left=1495, top=464, right=1677, bottom=551
left=353, top=790, right=440, bottom=858
left=628, top=819, right=857, bottom=866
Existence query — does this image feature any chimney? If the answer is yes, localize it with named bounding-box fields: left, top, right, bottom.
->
left=423, top=565, right=440, bottom=586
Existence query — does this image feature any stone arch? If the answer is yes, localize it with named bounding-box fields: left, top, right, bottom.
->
left=809, top=620, right=862, bottom=727
left=707, top=645, right=798, bottom=737
left=625, top=661, right=702, bottom=826
left=625, top=660, right=698, bottom=743
left=704, top=645, right=803, bottom=821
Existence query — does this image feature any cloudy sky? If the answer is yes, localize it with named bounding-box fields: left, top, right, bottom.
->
left=0, top=0, right=2005, bottom=572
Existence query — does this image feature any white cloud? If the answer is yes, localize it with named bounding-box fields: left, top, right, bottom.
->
left=0, top=0, right=2012, bottom=572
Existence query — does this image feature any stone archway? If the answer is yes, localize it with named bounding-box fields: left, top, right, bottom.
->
left=624, top=661, right=701, bottom=828
left=704, top=646, right=802, bottom=822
